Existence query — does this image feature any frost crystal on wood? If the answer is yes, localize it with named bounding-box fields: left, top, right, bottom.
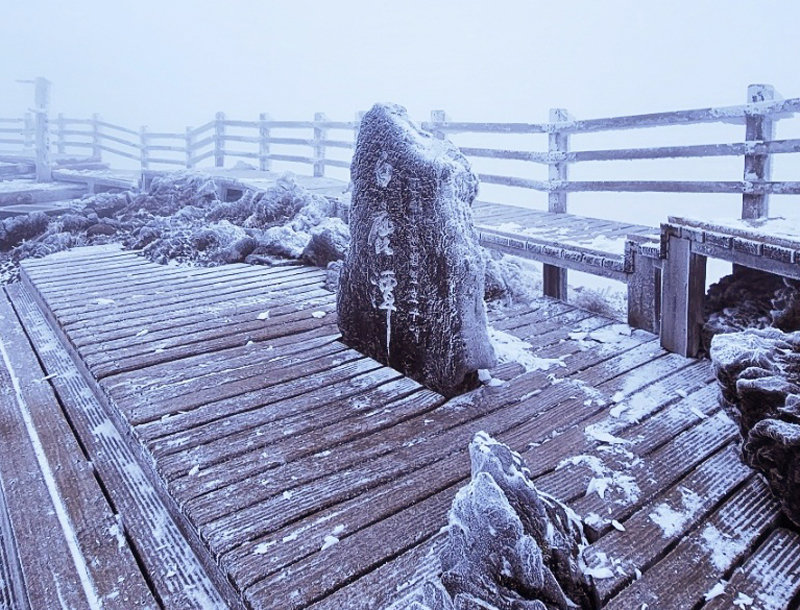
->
left=337, top=103, right=495, bottom=397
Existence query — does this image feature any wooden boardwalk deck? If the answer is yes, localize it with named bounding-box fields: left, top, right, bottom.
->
left=1, top=245, right=798, bottom=608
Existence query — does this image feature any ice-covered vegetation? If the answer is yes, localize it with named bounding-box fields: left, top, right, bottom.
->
left=0, top=172, right=344, bottom=283
left=711, top=327, right=800, bottom=527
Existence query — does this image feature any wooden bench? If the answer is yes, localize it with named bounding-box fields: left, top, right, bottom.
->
left=660, top=215, right=800, bottom=356
left=473, top=200, right=662, bottom=332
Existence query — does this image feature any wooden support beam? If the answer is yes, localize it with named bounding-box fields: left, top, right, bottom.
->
left=185, top=126, right=194, bottom=169
left=313, top=112, right=327, bottom=177
left=543, top=108, right=571, bottom=299
left=742, top=84, right=777, bottom=219
left=430, top=110, right=447, bottom=140
left=91, top=113, right=101, bottom=161
left=214, top=111, right=225, bottom=168
left=626, top=240, right=661, bottom=334
left=139, top=126, right=149, bottom=170
left=33, top=77, right=51, bottom=182
left=660, top=235, right=706, bottom=357
left=258, top=112, right=271, bottom=172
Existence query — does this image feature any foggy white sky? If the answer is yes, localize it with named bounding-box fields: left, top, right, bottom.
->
left=2, top=0, right=799, bottom=130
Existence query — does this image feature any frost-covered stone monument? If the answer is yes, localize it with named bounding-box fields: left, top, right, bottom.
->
left=337, top=103, right=495, bottom=397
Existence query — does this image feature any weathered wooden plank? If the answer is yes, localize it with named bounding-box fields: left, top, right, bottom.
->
left=21, top=252, right=145, bottom=283
left=89, top=301, right=336, bottom=380
left=83, top=298, right=337, bottom=368
left=489, top=299, right=572, bottom=331
left=42, top=265, right=321, bottom=323
left=307, top=534, right=445, bottom=610
left=176, top=388, right=449, bottom=521
left=120, top=338, right=353, bottom=425
left=512, top=367, right=715, bottom=484
left=66, top=275, right=327, bottom=346
left=703, top=527, right=800, bottom=610
left=0, top=469, right=29, bottom=610
left=7, top=283, right=238, bottom=609
left=150, top=363, right=405, bottom=469
left=57, top=272, right=326, bottom=337
left=105, top=330, right=342, bottom=404
left=567, top=412, right=737, bottom=540
left=126, top=338, right=350, bottom=414
left=584, top=446, right=751, bottom=602
left=75, top=287, right=332, bottom=351
left=245, top=484, right=458, bottom=609
left=660, top=234, right=707, bottom=357
left=0, top=289, right=157, bottom=609
left=220, top=458, right=457, bottom=593
left=30, top=255, right=293, bottom=297
left=604, top=477, right=779, bottom=610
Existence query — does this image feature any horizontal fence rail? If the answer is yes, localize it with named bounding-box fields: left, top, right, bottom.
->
left=0, top=84, right=798, bottom=221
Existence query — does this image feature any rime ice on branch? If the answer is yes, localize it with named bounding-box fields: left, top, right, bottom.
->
left=337, top=103, right=495, bottom=397
left=414, top=433, right=595, bottom=610
left=711, top=328, right=800, bottom=527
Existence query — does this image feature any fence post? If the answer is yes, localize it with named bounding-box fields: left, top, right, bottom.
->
left=259, top=112, right=271, bottom=172
left=430, top=109, right=446, bottom=139
left=214, top=111, right=225, bottom=168
left=543, top=107, right=571, bottom=299
left=140, top=126, right=149, bottom=170
left=33, top=77, right=51, bottom=182
left=742, top=84, right=776, bottom=219
left=313, top=112, right=327, bottom=177
left=56, top=113, right=66, bottom=154
left=23, top=112, right=34, bottom=150
left=185, top=126, right=194, bottom=169
left=91, top=113, right=102, bottom=161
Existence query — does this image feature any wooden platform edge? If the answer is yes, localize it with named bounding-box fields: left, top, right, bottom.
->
left=9, top=278, right=244, bottom=609
left=0, top=473, right=29, bottom=610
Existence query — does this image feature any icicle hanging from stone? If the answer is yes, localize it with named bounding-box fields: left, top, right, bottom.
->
left=412, top=432, right=597, bottom=610
left=337, top=103, right=495, bottom=397
left=710, top=327, right=800, bottom=527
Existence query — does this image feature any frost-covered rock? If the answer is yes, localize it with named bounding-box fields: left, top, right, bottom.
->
left=302, top=217, right=350, bottom=267
left=710, top=328, right=800, bottom=527
left=337, top=103, right=495, bottom=397
left=416, top=433, right=595, bottom=610
left=0, top=212, right=51, bottom=251
left=702, top=268, right=800, bottom=352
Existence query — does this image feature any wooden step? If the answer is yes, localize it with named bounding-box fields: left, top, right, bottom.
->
left=0, top=287, right=156, bottom=609
left=6, top=282, right=240, bottom=609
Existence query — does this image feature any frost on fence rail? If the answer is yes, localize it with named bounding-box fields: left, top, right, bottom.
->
left=337, top=103, right=495, bottom=398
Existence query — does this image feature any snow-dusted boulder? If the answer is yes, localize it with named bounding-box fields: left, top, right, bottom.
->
left=710, top=328, right=800, bottom=527
left=418, top=433, right=595, bottom=610
left=302, top=217, right=350, bottom=267
left=337, top=103, right=495, bottom=397
left=702, top=268, right=800, bottom=352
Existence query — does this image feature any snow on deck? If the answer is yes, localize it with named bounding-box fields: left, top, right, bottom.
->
left=7, top=244, right=798, bottom=609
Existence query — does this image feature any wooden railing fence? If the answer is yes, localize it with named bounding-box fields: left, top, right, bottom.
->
left=2, top=83, right=799, bottom=229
